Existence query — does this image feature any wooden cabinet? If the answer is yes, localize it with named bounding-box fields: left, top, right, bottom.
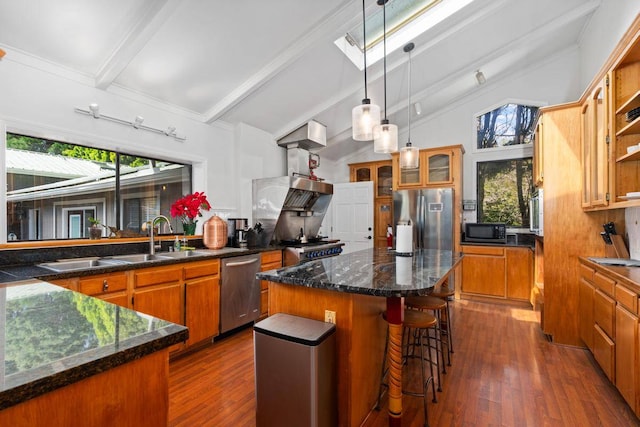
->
left=581, top=78, right=610, bottom=209
left=460, top=245, right=532, bottom=303
left=349, top=160, right=393, bottom=249
left=533, top=116, right=544, bottom=186
left=259, top=250, right=282, bottom=318
left=184, top=260, right=220, bottom=346
left=390, top=145, right=462, bottom=190
left=77, top=272, right=129, bottom=307
left=578, top=258, right=640, bottom=416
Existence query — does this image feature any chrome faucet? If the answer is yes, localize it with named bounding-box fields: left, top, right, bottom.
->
left=149, top=215, right=173, bottom=255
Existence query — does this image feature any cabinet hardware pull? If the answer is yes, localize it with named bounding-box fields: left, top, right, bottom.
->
left=102, top=279, right=109, bottom=292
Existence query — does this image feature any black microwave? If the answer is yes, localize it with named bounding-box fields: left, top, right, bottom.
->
left=464, top=223, right=507, bottom=244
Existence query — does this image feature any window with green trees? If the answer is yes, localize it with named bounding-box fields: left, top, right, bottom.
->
left=6, top=133, right=191, bottom=241
left=476, top=158, right=533, bottom=228
left=476, top=103, right=538, bottom=149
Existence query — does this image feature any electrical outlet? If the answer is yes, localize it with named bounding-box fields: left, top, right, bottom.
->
left=324, top=310, right=336, bottom=324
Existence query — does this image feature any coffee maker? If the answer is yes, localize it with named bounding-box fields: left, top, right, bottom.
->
left=227, top=218, right=248, bottom=247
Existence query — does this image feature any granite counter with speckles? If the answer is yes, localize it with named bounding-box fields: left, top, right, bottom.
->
left=257, top=248, right=462, bottom=297
left=0, top=280, right=188, bottom=410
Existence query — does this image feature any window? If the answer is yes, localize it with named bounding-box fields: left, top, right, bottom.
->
left=476, top=103, right=538, bottom=149
left=476, top=158, right=533, bottom=228
left=6, top=133, right=192, bottom=241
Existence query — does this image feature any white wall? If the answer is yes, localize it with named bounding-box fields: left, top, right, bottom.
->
left=233, top=122, right=287, bottom=225
left=579, top=1, right=640, bottom=93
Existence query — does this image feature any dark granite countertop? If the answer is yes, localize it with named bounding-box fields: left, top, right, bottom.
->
left=0, top=280, right=188, bottom=410
left=0, top=246, right=280, bottom=283
left=257, top=248, right=462, bottom=297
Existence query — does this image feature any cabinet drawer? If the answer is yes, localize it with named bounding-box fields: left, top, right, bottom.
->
left=594, top=288, right=616, bottom=338
left=579, top=264, right=594, bottom=282
left=593, top=323, right=615, bottom=383
left=461, top=245, right=504, bottom=256
left=78, top=273, right=127, bottom=295
left=184, top=260, right=219, bottom=280
left=594, top=271, right=615, bottom=296
left=261, top=250, right=282, bottom=264
left=134, top=266, right=182, bottom=288
left=615, top=284, right=638, bottom=314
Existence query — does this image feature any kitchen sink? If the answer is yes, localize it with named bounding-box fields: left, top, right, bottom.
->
left=105, top=253, right=173, bottom=263
left=159, top=250, right=210, bottom=259
left=39, top=258, right=127, bottom=272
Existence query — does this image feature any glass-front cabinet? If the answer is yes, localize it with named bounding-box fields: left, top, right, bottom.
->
left=376, top=164, right=393, bottom=198
left=391, top=145, right=462, bottom=190
left=581, top=78, right=609, bottom=209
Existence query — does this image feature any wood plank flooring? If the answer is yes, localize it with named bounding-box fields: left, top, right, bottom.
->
left=168, top=300, right=640, bottom=427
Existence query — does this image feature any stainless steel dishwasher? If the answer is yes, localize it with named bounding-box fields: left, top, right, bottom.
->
left=220, top=253, right=262, bottom=333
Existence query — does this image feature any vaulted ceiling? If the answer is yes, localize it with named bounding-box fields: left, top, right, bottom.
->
left=0, top=0, right=600, bottom=160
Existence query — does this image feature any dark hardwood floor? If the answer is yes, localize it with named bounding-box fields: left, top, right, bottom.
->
left=168, top=300, right=640, bottom=427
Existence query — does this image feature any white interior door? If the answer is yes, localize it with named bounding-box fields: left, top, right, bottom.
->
left=331, top=182, right=374, bottom=254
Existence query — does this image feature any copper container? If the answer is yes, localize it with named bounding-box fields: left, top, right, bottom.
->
left=203, top=216, right=227, bottom=249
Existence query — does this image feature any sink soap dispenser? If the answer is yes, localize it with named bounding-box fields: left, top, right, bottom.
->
left=174, top=236, right=181, bottom=252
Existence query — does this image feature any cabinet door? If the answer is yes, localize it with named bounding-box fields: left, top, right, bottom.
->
left=615, top=304, right=638, bottom=411
left=133, top=284, right=183, bottom=325
left=424, top=150, right=453, bottom=185
left=581, top=99, right=593, bottom=207
left=375, top=199, right=392, bottom=249
left=461, top=253, right=505, bottom=297
left=579, top=278, right=595, bottom=351
left=582, top=80, right=610, bottom=208
left=505, top=247, right=532, bottom=300
left=185, top=276, right=220, bottom=345
left=376, top=164, right=393, bottom=198
left=392, top=153, right=422, bottom=189
left=593, top=323, right=615, bottom=382
left=351, top=165, right=372, bottom=182
left=533, top=116, right=544, bottom=186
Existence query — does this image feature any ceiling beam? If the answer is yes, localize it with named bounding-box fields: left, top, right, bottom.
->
left=202, top=1, right=357, bottom=124
left=94, top=0, right=183, bottom=90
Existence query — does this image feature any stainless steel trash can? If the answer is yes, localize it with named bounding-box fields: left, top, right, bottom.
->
left=254, top=313, right=337, bottom=427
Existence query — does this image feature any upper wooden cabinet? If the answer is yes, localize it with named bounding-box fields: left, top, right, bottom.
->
left=349, top=161, right=393, bottom=198
left=533, top=116, right=544, bottom=187
left=581, top=78, right=610, bottom=209
left=390, top=145, right=463, bottom=190
left=578, top=16, right=640, bottom=210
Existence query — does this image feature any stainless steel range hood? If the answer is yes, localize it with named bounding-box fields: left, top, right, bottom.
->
left=252, top=121, right=332, bottom=247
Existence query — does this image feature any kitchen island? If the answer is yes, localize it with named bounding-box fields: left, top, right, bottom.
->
left=258, top=248, right=462, bottom=427
left=0, top=280, right=188, bottom=426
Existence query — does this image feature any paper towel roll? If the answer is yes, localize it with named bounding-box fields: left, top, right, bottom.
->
left=396, top=224, right=413, bottom=254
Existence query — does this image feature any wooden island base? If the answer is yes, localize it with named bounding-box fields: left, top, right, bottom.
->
left=269, top=281, right=387, bottom=427
left=0, top=350, right=170, bottom=427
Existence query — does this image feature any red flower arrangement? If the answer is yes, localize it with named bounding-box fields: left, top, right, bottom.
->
left=170, top=192, right=211, bottom=223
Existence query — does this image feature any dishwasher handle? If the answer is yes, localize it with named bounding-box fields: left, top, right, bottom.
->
left=225, top=258, right=260, bottom=267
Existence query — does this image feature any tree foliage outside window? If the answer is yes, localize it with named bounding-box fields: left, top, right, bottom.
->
left=476, top=103, right=539, bottom=149
left=477, top=158, right=533, bottom=228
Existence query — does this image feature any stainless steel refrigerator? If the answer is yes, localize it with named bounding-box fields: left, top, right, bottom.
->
left=393, top=188, right=454, bottom=251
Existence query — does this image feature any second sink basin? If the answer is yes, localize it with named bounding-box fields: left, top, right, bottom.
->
left=106, top=253, right=173, bottom=263
left=40, top=258, right=126, bottom=272
left=160, top=250, right=210, bottom=259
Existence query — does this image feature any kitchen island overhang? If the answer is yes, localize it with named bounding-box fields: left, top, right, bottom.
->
left=258, top=248, right=463, bottom=427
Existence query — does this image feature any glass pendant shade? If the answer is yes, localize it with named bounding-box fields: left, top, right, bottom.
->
left=400, top=143, right=420, bottom=169
left=352, top=99, right=381, bottom=141
left=373, top=120, right=398, bottom=153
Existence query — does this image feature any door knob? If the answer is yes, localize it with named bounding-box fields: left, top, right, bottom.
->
left=368, top=227, right=372, bottom=231
left=367, top=236, right=372, bottom=239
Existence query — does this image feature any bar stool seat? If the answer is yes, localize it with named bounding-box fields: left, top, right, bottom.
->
left=377, top=310, right=438, bottom=427
left=429, top=284, right=455, bottom=356
left=405, top=296, right=450, bottom=390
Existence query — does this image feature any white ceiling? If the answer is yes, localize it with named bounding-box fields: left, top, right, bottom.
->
left=0, top=0, right=600, bottom=160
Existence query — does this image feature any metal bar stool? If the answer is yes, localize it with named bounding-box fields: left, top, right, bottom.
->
left=430, top=283, right=455, bottom=356
left=405, top=296, right=449, bottom=391
left=376, top=310, right=438, bottom=427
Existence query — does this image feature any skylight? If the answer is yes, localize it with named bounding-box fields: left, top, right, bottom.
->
left=336, top=0, right=475, bottom=70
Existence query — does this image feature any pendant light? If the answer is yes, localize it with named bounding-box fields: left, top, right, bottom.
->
left=373, top=0, right=398, bottom=154
left=399, top=42, right=419, bottom=169
left=352, top=0, right=381, bottom=141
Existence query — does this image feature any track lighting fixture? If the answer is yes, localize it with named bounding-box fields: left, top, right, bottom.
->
left=75, top=103, right=186, bottom=142
left=475, top=70, right=486, bottom=85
